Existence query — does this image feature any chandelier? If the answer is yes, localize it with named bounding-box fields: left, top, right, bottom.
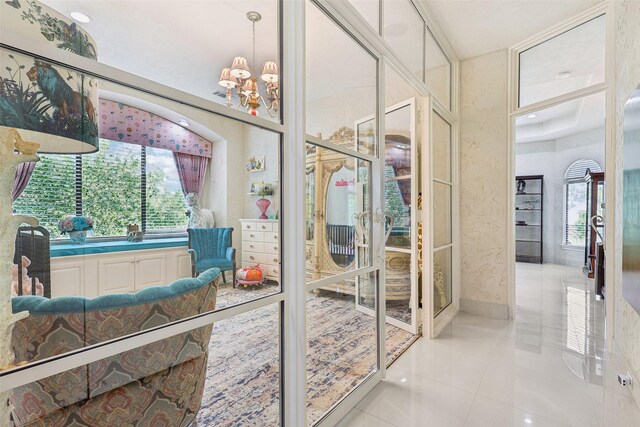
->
left=218, top=11, right=279, bottom=117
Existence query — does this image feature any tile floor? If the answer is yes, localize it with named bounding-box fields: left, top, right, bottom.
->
left=338, top=263, right=640, bottom=427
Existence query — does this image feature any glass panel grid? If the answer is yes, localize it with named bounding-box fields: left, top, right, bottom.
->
left=519, top=15, right=605, bottom=107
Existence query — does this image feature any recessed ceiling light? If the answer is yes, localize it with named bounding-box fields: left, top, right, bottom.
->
left=70, top=11, right=92, bottom=23
left=527, top=114, right=537, bottom=119
left=400, top=377, right=408, bottom=383
left=178, top=119, right=190, bottom=128
left=384, top=23, right=408, bottom=37
left=524, top=418, right=533, bottom=424
left=556, top=71, right=571, bottom=79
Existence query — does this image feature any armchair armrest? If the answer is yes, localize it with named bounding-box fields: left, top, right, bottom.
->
left=187, top=248, right=198, bottom=264
left=226, top=247, right=236, bottom=262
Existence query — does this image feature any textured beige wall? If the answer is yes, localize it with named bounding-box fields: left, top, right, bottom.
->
left=459, top=50, right=510, bottom=310
left=614, top=0, right=640, bottom=404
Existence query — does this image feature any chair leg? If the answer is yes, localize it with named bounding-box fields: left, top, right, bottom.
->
left=232, top=267, right=236, bottom=288
left=222, top=271, right=227, bottom=284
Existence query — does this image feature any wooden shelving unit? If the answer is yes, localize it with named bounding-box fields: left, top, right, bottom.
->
left=515, top=175, right=543, bottom=264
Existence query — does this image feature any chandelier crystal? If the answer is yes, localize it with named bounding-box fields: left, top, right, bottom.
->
left=219, top=11, right=279, bottom=117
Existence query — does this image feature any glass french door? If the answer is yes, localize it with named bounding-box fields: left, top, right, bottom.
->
left=355, top=98, right=421, bottom=335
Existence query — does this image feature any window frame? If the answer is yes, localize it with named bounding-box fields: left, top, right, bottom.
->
left=563, top=180, right=588, bottom=248
left=562, top=159, right=603, bottom=248
left=17, top=140, right=188, bottom=242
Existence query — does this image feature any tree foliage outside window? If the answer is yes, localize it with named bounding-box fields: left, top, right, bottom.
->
left=565, top=181, right=587, bottom=246
left=14, top=139, right=187, bottom=239
left=563, top=159, right=602, bottom=247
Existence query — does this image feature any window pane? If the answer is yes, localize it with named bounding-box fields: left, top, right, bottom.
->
left=425, top=27, right=451, bottom=108
left=10, top=320, right=218, bottom=426
left=348, top=0, right=380, bottom=32
left=8, top=78, right=284, bottom=367
left=383, top=0, right=425, bottom=81
left=433, top=111, right=451, bottom=182
left=198, top=303, right=281, bottom=425
left=306, top=144, right=372, bottom=282
left=385, top=175, right=411, bottom=249
left=307, top=3, right=377, bottom=155
left=433, top=182, right=452, bottom=248
left=385, top=104, right=413, bottom=176
left=13, top=154, right=77, bottom=239
left=566, top=182, right=587, bottom=246
left=385, top=62, right=418, bottom=107
left=9, top=0, right=282, bottom=121
left=82, top=139, right=142, bottom=237
left=433, top=246, right=452, bottom=315
left=519, top=15, right=605, bottom=107
left=146, top=146, right=188, bottom=233
left=307, top=272, right=377, bottom=424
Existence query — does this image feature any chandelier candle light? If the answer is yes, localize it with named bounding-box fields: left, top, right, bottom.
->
left=219, top=11, right=279, bottom=117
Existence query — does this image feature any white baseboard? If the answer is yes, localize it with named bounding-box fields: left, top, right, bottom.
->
left=460, top=298, right=509, bottom=320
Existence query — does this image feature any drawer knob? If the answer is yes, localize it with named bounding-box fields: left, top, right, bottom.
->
left=261, top=225, right=266, bottom=229
left=250, top=234, right=255, bottom=238
left=274, top=246, right=278, bottom=250
left=273, top=258, right=278, bottom=263
left=274, top=235, right=277, bottom=239
left=246, top=225, right=250, bottom=228
left=250, top=245, right=254, bottom=249
left=250, top=256, right=255, bottom=260
left=273, top=269, right=278, bottom=273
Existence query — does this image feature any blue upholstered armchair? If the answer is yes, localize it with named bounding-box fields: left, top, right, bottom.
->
left=188, top=228, right=236, bottom=287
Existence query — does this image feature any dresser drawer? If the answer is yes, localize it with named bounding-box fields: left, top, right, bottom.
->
left=272, top=223, right=279, bottom=233
left=263, top=264, right=279, bottom=279
left=264, top=231, right=279, bottom=243
left=244, top=241, right=265, bottom=252
left=255, top=221, right=273, bottom=232
left=242, top=252, right=279, bottom=265
left=242, top=252, right=260, bottom=263
left=264, top=244, right=279, bottom=255
left=241, top=222, right=257, bottom=231
left=242, top=230, right=264, bottom=242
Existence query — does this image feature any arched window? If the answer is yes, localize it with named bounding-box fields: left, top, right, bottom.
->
left=564, top=159, right=603, bottom=246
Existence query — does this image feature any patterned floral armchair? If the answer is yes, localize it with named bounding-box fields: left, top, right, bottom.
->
left=9, top=268, right=221, bottom=427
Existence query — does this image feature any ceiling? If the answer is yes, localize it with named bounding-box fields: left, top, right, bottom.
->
left=515, top=92, right=605, bottom=143
left=40, top=0, right=280, bottom=109
left=425, top=0, right=602, bottom=60
left=36, top=0, right=611, bottom=142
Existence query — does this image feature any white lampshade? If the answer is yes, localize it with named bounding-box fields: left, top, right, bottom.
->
left=261, top=61, right=279, bottom=84
left=241, top=78, right=255, bottom=96
left=218, top=68, right=237, bottom=89
left=230, top=56, right=251, bottom=79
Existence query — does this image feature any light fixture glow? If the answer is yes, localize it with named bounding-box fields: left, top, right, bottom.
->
left=527, top=114, right=537, bottom=119
left=524, top=418, right=533, bottom=424
left=218, top=11, right=279, bottom=117
left=400, top=377, right=408, bottom=383
left=178, top=119, right=190, bottom=128
left=70, top=11, right=92, bottom=23
left=556, top=71, right=572, bottom=79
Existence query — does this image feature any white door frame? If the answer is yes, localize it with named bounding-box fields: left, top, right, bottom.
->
left=506, top=2, right=615, bottom=351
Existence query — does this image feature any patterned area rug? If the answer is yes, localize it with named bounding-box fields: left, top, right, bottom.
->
left=193, top=283, right=418, bottom=426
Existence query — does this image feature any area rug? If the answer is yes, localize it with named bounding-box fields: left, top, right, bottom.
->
left=192, top=283, right=418, bottom=426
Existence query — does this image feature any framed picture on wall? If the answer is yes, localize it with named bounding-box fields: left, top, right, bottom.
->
left=246, top=156, right=265, bottom=172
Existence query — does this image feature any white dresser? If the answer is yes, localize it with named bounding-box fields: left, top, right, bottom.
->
left=239, top=219, right=280, bottom=283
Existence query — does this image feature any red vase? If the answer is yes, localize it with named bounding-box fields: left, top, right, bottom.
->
left=256, top=198, right=271, bottom=220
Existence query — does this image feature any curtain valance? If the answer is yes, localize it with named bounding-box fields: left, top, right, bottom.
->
left=98, top=99, right=212, bottom=158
